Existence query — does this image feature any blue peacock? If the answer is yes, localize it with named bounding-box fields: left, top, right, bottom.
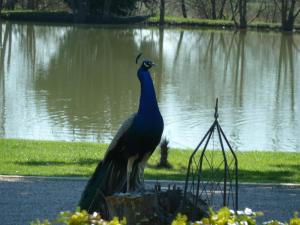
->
left=79, top=54, right=164, bottom=213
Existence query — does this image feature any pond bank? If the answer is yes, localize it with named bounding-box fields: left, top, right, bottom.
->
left=0, top=175, right=299, bottom=225
left=1, top=11, right=300, bottom=33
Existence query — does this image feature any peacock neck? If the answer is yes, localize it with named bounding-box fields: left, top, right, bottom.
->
left=137, top=68, right=160, bottom=116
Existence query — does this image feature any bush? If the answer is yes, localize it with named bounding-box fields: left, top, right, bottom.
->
left=30, top=208, right=126, bottom=225
left=172, top=208, right=300, bottom=225
left=31, top=207, right=300, bottom=225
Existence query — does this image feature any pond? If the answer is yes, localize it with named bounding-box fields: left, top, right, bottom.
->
left=0, top=22, right=299, bottom=151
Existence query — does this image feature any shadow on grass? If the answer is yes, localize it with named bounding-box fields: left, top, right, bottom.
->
left=12, top=160, right=299, bottom=183
left=15, top=158, right=100, bottom=166
left=145, top=168, right=297, bottom=184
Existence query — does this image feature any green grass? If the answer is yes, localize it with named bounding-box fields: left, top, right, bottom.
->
left=148, top=16, right=288, bottom=30
left=148, top=16, right=235, bottom=27
left=0, top=138, right=299, bottom=184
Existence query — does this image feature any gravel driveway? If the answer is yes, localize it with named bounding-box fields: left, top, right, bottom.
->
left=0, top=176, right=299, bottom=225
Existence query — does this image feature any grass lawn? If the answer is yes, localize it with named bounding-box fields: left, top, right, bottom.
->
left=0, top=138, right=299, bottom=184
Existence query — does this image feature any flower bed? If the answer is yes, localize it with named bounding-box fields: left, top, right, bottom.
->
left=31, top=207, right=300, bottom=225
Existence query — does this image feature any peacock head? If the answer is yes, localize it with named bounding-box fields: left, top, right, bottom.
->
left=136, top=53, right=155, bottom=71
left=141, top=60, right=155, bottom=70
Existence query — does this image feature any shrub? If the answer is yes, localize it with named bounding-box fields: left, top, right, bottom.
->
left=172, top=208, right=300, bottom=225
left=31, top=207, right=300, bottom=225
left=30, top=208, right=126, bottom=225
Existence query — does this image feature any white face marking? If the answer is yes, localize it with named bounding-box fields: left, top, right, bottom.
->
left=143, top=61, right=152, bottom=68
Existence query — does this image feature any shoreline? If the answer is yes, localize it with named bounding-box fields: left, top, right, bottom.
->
left=1, top=11, right=300, bottom=33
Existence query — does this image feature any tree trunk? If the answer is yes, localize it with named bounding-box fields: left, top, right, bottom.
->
left=218, top=0, right=227, bottom=19
left=0, top=0, right=3, bottom=14
left=27, top=0, right=35, bottom=9
left=211, top=0, right=216, bottom=19
left=106, top=193, right=161, bottom=225
left=74, top=0, right=89, bottom=22
left=281, top=0, right=288, bottom=29
left=103, top=0, right=112, bottom=19
left=280, top=0, right=299, bottom=31
left=6, top=0, right=16, bottom=10
left=181, top=0, right=187, bottom=18
left=229, top=0, right=238, bottom=27
left=239, top=0, right=247, bottom=28
left=160, top=0, right=165, bottom=26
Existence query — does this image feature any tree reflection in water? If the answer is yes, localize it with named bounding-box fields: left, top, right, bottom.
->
left=0, top=23, right=299, bottom=151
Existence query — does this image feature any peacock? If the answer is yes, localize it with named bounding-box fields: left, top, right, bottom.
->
left=78, top=55, right=164, bottom=214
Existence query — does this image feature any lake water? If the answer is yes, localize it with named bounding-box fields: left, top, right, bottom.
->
left=0, top=22, right=299, bottom=151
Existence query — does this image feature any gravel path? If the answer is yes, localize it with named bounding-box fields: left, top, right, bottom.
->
left=0, top=176, right=299, bottom=225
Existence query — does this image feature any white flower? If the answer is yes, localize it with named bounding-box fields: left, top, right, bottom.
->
left=92, top=212, right=99, bottom=217
left=228, top=222, right=239, bottom=225
left=237, top=210, right=244, bottom=215
left=240, top=221, right=248, bottom=225
left=244, top=208, right=253, bottom=216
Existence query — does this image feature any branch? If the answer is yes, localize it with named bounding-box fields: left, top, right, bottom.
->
left=273, top=0, right=281, bottom=11
left=198, top=0, right=209, bottom=18
left=249, top=0, right=267, bottom=23
left=294, top=8, right=300, bottom=18
left=229, top=0, right=238, bottom=27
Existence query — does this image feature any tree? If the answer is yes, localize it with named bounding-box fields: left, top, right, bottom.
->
left=0, top=0, right=3, bottom=14
left=276, top=0, right=300, bottom=31
left=194, top=0, right=228, bottom=19
left=64, top=0, right=139, bottom=17
left=229, top=0, right=247, bottom=28
left=181, top=0, right=187, bottom=18
left=5, top=0, right=16, bottom=10
left=27, top=0, right=38, bottom=9
left=160, top=0, right=165, bottom=25
left=103, top=0, right=112, bottom=19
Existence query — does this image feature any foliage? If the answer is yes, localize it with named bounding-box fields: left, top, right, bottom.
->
left=31, top=208, right=126, bottom=225
left=31, top=208, right=300, bottom=225
left=63, top=0, right=139, bottom=16
left=157, top=137, right=172, bottom=168
left=171, top=207, right=300, bottom=225
left=0, top=10, right=73, bottom=22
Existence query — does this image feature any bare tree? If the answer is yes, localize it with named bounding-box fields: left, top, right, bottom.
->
left=275, top=0, right=300, bottom=31
left=211, top=0, right=217, bottom=19
left=181, top=0, right=187, bottom=18
left=6, top=0, right=16, bottom=10
left=160, top=0, right=165, bottom=25
left=27, top=0, right=38, bottom=9
left=103, top=0, right=112, bottom=19
left=195, top=0, right=228, bottom=19
left=230, top=0, right=247, bottom=28
left=0, top=0, right=3, bottom=14
left=219, top=0, right=227, bottom=18
left=248, top=0, right=267, bottom=23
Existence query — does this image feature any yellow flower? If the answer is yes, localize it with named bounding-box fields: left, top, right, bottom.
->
left=201, top=218, right=210, bottom=225
left=108, top=217, right=126, bottom=225
left=68, top=211, right=89, bottom=225
left=172, top=213, right=188, bottom=225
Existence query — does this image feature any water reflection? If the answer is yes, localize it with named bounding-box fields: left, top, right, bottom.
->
left=0, top=22, right=299, bottom=151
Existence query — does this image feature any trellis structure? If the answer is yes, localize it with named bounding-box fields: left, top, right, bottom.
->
left=183, top=98, right=238, bottom=211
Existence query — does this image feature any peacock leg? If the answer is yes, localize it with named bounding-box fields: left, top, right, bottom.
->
left=127, top=155, right=138, bottom=192
left=138, top=152, right=151, bottom=190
